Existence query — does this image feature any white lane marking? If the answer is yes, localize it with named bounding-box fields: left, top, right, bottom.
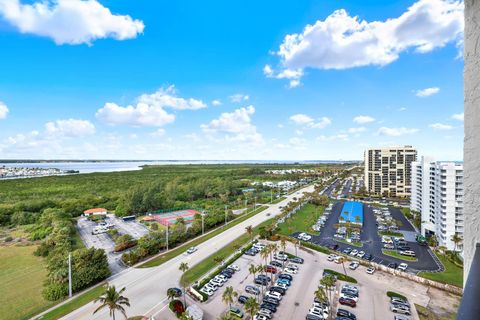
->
left=144, top=296, right=169, bottom=316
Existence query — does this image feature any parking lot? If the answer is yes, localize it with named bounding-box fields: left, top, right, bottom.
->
left=293, top=201, right=441, bottom=273
left=76, top=214, right=149, bottom=274
left=177, top=240, right=459, bottom=320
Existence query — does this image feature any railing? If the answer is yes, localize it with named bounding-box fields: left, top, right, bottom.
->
left=457, top=243, right=480, bottom=319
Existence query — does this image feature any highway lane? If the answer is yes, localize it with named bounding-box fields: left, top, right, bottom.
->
left=60, top=184, right=316, bottom=320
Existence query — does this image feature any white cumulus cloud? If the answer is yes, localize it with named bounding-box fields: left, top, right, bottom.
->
left=429, top=123, right=453, bottom=130
left=451, top=112, right=464, bottom=121
left=45, top=119, right=95, bottom=137
left=290, top=113, right=331, bottom=129
left=415, top=87, right=440, bottom=97
left=96, top=86, right=205, bottom=127
left=201, top=105, right=263, bottom=146
left=229, top=94, right=249, bottom=103
left=0, top=0, right=145, bottom=45
left=267, top=0, right=463, bottom=85
left=353, top=115, right=375, bottom=124
left=0, top=101, right=9, bottom=119
left=212, top=99, right=222, bottom=106
left=377, top=127, right=419, bottom=136
left=347, top=127, right=366, bottom=134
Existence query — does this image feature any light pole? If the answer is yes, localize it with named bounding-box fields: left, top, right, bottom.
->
left=270, top=189, right=273, bottom=203
left=225, top=205, right=228, bottom=225
left=201, top=212, right=205, bottom=235
left=254, top=196, right=257, bottom=210
left=68, top=253, right=72, bottom=298
left=166, top=223, right=169, bottom=251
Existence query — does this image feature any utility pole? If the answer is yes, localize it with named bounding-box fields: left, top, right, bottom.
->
left=68, top=253, right=72, bottom=298
left=225, top=205, right=228, bottom=225
left=201, top=213, right=205, bottom=235
left=270, top=189, right=273, bottom=203
left=254, top=196, right=257, bottom=210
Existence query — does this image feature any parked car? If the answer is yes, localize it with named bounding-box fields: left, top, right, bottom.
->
left=356, top=251, right=365, bottom=259
left=263, top=297, right=280, bottom=306
left=238, top=295, right=248, bottom=304
left=270, top=286, right=286, bottom=295
left=265, top=291, right=282, bottom=301
left=228, top=264, right=240, bottom=271
left=270, top=260, right=282, bottom=268
left=200, top=287, right=214, bottom=296
left=327, top=254, right=336, bottom=261
left=348, top=261, right=359, bottom=270
left=337, top=308, right=357, bottom=320
left=393, top=315, right=410, bottom=320
left=284, top=267, right=298, bottom=274
left=391, top=297, right=410, bottom=307
left=387, top=262, right=398, bottom=269
left=230, top=306, right=244, bottom=318
left=350, top=249, right=359, bottom=256
left=278, top=273, right=293, bottom=281
left=260, top=303, right=277, bottom=313
left=253, top=315, right=269, bottom=320
left=366, top=267, right=376, bottom=274
left=276, top=278, right=291, bottom=286
left=245, top=250, right=256, bottom=256
left=390, top=304, right=411, bottom=315
left=205, top=283, right=217, bottom=291
left=265, top=265, right=278, bottom=274
left=258, top=309, right=273, bottom=319
left=397, top=263, right=408, bottom=271
left=290, top=257, right=304, bottom=264
left=305, top=314, right=322, bottom=320
left=339, top=297, right=356, bottom=307
left=400, top=250, right=416, bottom=257
left=343, top=248, right=352, bottom=254
left=245, top=285, right=260, bottom=295
left=340, top=292, right=358, bottom=302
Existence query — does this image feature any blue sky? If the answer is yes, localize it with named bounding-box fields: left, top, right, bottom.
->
left=0, top=0, right=464, bottom=160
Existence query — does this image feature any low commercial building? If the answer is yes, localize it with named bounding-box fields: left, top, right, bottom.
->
left=83, top=208, right=108, bottom=216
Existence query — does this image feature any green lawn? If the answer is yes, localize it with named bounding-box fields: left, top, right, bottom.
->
left=335, top=239, right=363, bottom=248
left=379, top=230, right=404, bottom=237
left=418, top=252, right=463, bottom=288
left=382, top=249, right=417, bottom=261
left=35, top=284, right=106, bottom=320
left=277, top=203, right=323, bottom=236
left=0, top=245, right=54, bottom=320
left=271, top=196, right=287, bottom=204
left=139, top=206, right=267, bottom=268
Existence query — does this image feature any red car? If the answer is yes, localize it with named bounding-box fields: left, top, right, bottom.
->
left=339, top=297, right=356, bottom=307
left=265, top=265, right=278, bottom=274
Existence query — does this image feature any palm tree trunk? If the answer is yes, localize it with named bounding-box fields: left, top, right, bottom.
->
left=112, top=311, right=115, bottom=320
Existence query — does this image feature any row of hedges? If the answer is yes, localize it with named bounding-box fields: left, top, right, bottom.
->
left=386, top=291, right=407, bottom=300
left=323, top=269, right=357, bottom=283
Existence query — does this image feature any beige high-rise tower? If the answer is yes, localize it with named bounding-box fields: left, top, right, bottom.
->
left=364, top=146, right=417, bottom=197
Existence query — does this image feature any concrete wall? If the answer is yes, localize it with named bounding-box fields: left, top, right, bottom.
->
left=464, top=0, right=480, bottom=281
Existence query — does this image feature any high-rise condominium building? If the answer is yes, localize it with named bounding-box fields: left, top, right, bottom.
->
left=410, top=157, right=464, bottom=252
left=364, top=146, right=417, bottom=197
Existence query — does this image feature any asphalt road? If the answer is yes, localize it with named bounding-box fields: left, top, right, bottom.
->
left=293, top=201, right=441, bottom=273
left=58, top=184, right=317, bottom=320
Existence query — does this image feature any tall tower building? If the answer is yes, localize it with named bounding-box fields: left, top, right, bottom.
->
left=364, top=146, right=417, bottom=197
left=411, top=157, right=464, bottom=252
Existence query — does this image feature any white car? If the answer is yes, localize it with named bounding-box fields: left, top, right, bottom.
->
left=253, top=315, right=269, bottom=320
left=284, top=267, right=298, bottom=274
left=398, top=263, right=408, bottom=271
left=204, top=283, right=217, bottom=291
left=356, top=251, right=365, bottom=258
left=340, top=292, right=359, bottom=302
left=327, top=254, right=336, bottom=261
left=275, top=282, right=288, bottom=290
left=366, top=267, right=376, bottom=274
left=200, top=287, right=214, bottom=296
left=210, top=279, right=224, bottom=287
left=265, top=291, right=282, bottom=301
left=343, top=284, right=359, bottom=294
left=303, top=234, right=312, bottom=241
left=228, top=264, right=240, bottom=271
left=216, top=275, right=228, bottom=282
left=186, top=246, right=197, bottom=254
left=348, top=261, right=359, bottom=270
left=350, top=249, right=359, bottom=256
left=309, top=307, right=328, bottom=319
left=286, top=263, right=299, bottom=270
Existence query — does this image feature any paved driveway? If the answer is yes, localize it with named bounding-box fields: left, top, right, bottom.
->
left=293, top=201, right=441, bottom=273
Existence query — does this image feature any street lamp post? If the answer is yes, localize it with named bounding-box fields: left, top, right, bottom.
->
left=68, top=253, right=72, bottom=298
left=225, top=205, right=228, bottom=225
left=201, top=212, right=205, bottom=235
left=166, top=223, right=169, bottom=251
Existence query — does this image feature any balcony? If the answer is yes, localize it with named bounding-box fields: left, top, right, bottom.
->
left=457, top=243, right=480, bottom=319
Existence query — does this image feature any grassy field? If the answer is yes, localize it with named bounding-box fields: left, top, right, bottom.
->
left=277, top=203, right=324, bottom=236
left=0, top=245, right=54, bottom=320
left=35, top=284, right=107, bottom=320
left=139, top=206, right=267, bottom=268
left=415, top=304, right=456, bottom=320
left=382, top=249, right=417, bottom=261
left=419, top=252, right=463, bottom=288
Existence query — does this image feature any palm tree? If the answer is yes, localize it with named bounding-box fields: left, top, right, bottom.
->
left=93, top=285, right=130, bottom=320
left=320, top=275, right=336, bottom=320
left=451, top=233, right=463, bottom=255
left=280, top=236, right=287, bottom=268
left=244, top=297, right=260, bottom=318
left=256, top=264, right=265, bottom=297
left=248, top=263, right=257, bottom=282
left=245, top=225, right=254, bottom=243
left=167, top=288, right=177, bottom=301
left=260, top=248, right=269, bottom=271
left=222, top=286, right=238, bottom=310
left=179, top=262, right=189, bottom=308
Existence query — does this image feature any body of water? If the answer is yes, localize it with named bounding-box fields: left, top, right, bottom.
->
left=1, top=160, right=358, bottom=175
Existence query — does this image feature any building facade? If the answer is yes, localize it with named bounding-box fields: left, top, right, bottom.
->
left=410, top=157, right=464, bottom=252
left=364, top=146, right=417, bottom=197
